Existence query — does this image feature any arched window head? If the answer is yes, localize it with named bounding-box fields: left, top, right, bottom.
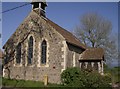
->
left=28, top=36, right=33, bottom=65
left=16, top=43, right=21, bottom=64
left=41, top=40, right=47, bottom=64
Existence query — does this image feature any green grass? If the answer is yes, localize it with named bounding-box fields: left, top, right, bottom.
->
left=3, top=78, right=45, bottom=87
left=2, top=77, right=63, bottom=87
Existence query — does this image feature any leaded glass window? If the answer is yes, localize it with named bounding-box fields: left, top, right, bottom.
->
left=16, top=43, right=21, bottom=64
left=28, top=36, right=33, bottom=65
left=41, top=40, right=47, bottom=64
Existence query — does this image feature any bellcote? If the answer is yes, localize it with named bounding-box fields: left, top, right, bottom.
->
left=31, top=0, right=47, bottom=17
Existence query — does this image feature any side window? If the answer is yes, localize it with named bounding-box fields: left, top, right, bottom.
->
left=28, top=36, right=33, bottom=65
left=16, top=43, right=21, bottom=64
left=41, top=40, right=47, bottom=64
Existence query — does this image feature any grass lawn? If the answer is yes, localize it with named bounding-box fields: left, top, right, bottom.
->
left=2, top=77, right=63, bottom=87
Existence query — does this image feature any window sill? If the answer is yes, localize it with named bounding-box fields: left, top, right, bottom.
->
left=26, top=64, right=35, bottom=67
left=37, top=64, right=49, bottom=67
left=14, top=63, right=22, bottom=67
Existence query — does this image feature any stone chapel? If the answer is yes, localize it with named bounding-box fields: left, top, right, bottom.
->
left=3, top=0, right=104, bottom=84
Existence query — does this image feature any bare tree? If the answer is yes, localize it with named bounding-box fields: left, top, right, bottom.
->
left=74, top=13, right=118, bottom=62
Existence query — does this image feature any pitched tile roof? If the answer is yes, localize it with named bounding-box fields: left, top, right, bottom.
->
left=31, top=0, right=47, bottom=3
left=46, top=18, right=86, bottom=49
left=80, top=48, right=104, bottom=60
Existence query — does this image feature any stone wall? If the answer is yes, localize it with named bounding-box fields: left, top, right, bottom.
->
left=3, top=11, right=66, bottom=84
left=66, top=43, right=84, bottom=68
left=3, top=10, right=86, bottom=84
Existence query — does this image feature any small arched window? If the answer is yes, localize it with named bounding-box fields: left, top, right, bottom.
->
left=28, top=36, right=33, bottom=65
left=16, top=43, right=21, bottom=64
left=41, top=40, right=47, bottom=64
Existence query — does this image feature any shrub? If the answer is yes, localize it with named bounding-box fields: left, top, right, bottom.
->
left=61, top=67, right=86, bottom=87
left=61, top=67, right=112, bottom=88
left=85, top=71, right=111, bottom=88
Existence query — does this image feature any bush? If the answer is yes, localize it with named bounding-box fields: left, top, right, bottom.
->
left=61, top=67, right=86, bottom=87
left=61, top=67, right=112, bottom=88
left=85, top=71, right=111, bottom=88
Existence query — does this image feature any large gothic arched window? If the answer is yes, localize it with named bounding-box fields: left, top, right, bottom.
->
left=28, top=36, right=33, bottom=65
left=16, top=43, right=21, bottom=64
left=41, top=40, right=47, bottom=64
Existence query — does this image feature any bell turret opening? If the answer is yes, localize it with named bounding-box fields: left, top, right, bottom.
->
left=31, top=1, right=47, bottom=17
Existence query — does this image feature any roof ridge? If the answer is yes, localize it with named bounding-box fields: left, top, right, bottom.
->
left=80, top=47, right=104, bottom=60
